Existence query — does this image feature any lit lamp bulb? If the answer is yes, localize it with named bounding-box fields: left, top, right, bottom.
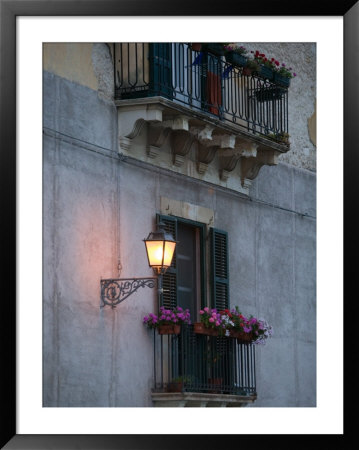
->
left=143, top=223, right=177, bottom=275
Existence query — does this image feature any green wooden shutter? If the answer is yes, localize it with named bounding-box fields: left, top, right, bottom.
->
left=210, top=228, right=229, bottom=310
left=157, top=214, right=177, bottom=309
left=149, top=43, right=173, bottom=100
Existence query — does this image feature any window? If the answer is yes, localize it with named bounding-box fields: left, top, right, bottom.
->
left=157, top=214, right=229, bottom=317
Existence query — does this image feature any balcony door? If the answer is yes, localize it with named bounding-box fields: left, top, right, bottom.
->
left=149, top=43, right=173, bottom=99
left=158, top=215, right=205, bottom=321
left=176, top=221, right=202, bottom=320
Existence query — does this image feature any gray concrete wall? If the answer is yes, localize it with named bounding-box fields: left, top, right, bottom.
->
left=43, top=42, right=316, bottom=407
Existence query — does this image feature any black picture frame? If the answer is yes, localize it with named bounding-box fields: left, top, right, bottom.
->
left=1, top=1, right=356, bottom=448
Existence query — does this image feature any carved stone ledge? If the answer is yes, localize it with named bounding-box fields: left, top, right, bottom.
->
left=116, top=99, right=290, bottom=191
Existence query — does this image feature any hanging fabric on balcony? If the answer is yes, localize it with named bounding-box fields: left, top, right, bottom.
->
left=207, top=71, right=222, bottom=116
left=192, top=51, right=203, bottom=66
left=184, top=51, right=204, bottom=69
left=222, top=65, right=233, bottom=80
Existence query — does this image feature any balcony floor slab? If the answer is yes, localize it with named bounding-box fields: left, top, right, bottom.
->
left=151, top=392, right=257, bottom=407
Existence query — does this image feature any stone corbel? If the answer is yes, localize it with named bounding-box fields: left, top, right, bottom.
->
left=240, top=148, right=280, bottom=185
left=197, top=143, right=219, bottom=174
left=168, top=116, right=194, bottom=167
left=236, top=138, right=258, bottom=159
left=190, top=124, right=215, bottom=144
left=172, top=130, right=195, bottom=167
left=189, top=125, right=218, bottom=174
left=146, top=123, right=171, bottom=159
left=219, top=151, right=242, bottom=181
left=215, top=134, right=239, bottom=181
left=118, top=104, right=164, bottom=152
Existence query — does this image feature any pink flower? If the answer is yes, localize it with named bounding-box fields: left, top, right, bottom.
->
left=209, top=317, right=215, bottom=323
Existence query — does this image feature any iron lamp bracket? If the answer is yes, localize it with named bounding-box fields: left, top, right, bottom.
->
left=100, top=277, right=158, bottom=308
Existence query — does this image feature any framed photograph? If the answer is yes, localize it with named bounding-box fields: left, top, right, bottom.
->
left=1, top=0, right=356, bottom=448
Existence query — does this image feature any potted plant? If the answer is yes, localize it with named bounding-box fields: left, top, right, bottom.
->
left=207, top=377, right=223, bottom=394
left=224, top=44, right=248, bottom=67
left=251, top=50, right=278, bottom=81
left=143, top=305, right=191, bottom=335
left=202, top=43, right=227, bottom=57
left=221, top=306, right=273, bottom=344
left=265, top=131, right=290, bottom=145
left=216, top=307, right=252, bottom=342
left=194, top=307, right=223, bottom=336
left=242, top=58, right=260, bottom=77
left=167, top=375, right=192, bottom=393
left=273, top=64, right=297, bottom=87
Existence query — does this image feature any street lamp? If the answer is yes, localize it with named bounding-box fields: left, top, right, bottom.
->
left=100, top=223, right=177, bottom=308
left=143, top=223, right=177, bottom=275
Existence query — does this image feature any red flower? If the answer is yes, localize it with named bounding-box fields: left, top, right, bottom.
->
left=275, top=60, right=280, bottom=66
left=240, top=323, right=244, bottom=327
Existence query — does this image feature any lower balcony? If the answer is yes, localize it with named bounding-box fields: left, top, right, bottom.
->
left=151, top=324, right=257, bottom=407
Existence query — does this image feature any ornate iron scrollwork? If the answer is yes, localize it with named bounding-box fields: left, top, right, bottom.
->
left=100, top=277, right=157, bottom=308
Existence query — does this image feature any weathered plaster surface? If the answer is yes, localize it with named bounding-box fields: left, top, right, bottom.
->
left=43, top=43, right=98, bottom=91
left=92, top=43, right=115, bottom=101
left=43, top=43, right=115, bottom=102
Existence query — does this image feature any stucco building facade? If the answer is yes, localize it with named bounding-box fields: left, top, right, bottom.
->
left=43, top=42, right=316, bottom=407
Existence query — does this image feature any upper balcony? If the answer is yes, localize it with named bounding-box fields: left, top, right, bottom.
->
left=114, top=43, right=291, bottom=192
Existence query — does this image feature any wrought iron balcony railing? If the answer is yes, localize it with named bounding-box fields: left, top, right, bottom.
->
left=152, top=324, right=256, bottom=397
left=114, top=43, right=289, bottom=142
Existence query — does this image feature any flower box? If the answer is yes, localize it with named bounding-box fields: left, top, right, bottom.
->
left=203, top=43, right=225, bottom=57
left=193, top=322, right=219, bottom=337
left=157, top=324, right=181, bottom=335
left=229, top=329, right=252, bottom=343
left=225, top=53, right=247, bottom=67
left=273, top=72, right=291, bottom=87
left=259, top=65, right=274, bottom=81
left=167, top=381, right=183, bottom=392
